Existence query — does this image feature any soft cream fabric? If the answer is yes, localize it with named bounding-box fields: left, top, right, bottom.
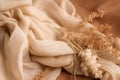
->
left=0, top=0, right=82, bottom=80
left=1, top=0, right=120, bottom=80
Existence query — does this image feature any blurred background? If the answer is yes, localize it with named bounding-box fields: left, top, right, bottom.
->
left=71, top=0, right=120, bottom=36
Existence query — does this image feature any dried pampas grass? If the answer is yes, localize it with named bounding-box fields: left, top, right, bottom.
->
left=57, top=9, right=120, bottom=80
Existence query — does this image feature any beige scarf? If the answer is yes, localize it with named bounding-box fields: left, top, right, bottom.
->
left=0, top=0, right=120, bottom=80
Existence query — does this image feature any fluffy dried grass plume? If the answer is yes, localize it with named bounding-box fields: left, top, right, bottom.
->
left=57, top=9, right=120, bottom=80
left=35, top=67, right=52, bottom=80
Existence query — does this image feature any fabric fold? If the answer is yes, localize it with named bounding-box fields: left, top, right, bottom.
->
left=0, top=0, right=120, bottom=80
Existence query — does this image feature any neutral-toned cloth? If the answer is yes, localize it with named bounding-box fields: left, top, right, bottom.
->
left=0, top=0, right=82, bottom=80
left=0, top=0, right=120, bottom=80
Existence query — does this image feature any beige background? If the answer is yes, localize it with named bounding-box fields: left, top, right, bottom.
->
left=71, top=0, right=120, bottom=36
left=57, top=0, right=120, bottom=80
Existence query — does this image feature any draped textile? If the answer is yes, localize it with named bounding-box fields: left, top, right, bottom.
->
left=0, top=0, right=81, bottom=80
left=0, top=0, right=120, bottom=80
